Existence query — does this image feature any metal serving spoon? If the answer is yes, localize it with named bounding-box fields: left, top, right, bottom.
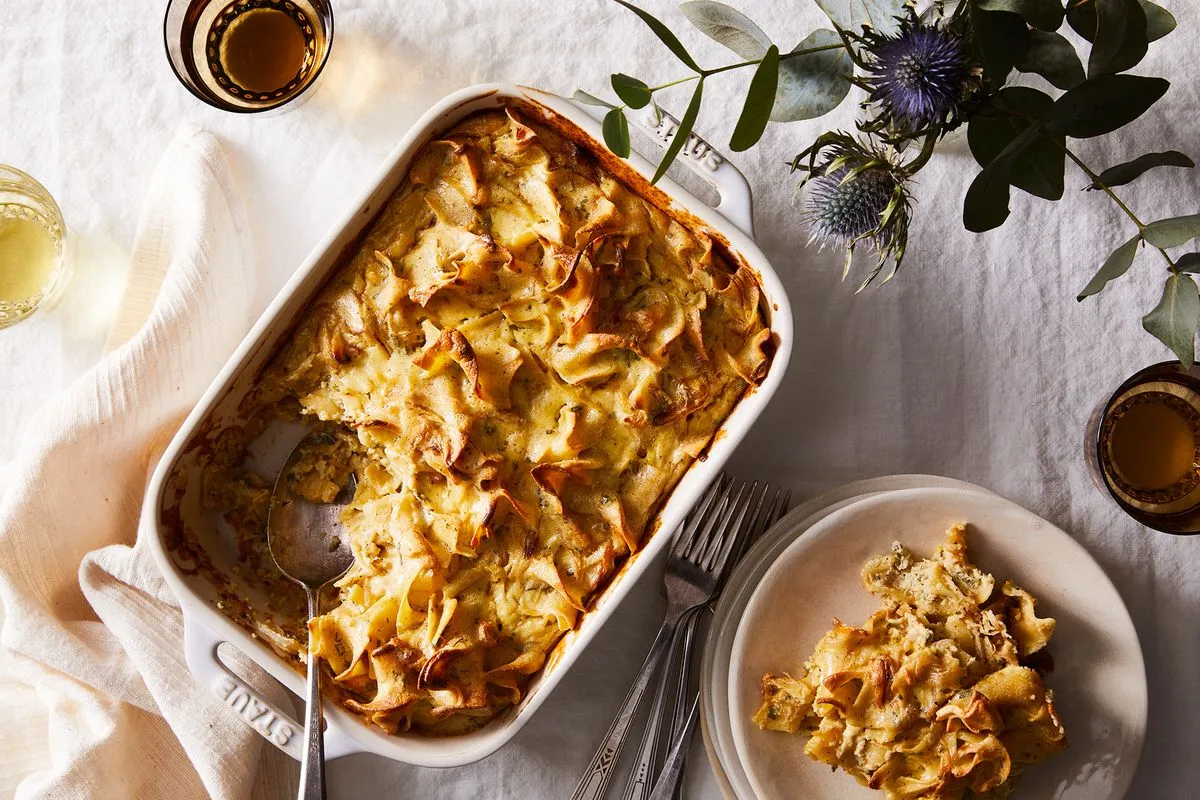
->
left=267, top=432, right=356, bottom=800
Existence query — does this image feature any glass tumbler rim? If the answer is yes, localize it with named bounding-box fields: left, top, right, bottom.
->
left=0, top=164, right=63, bottom=215
left=162, top=0, right=335, bottom=115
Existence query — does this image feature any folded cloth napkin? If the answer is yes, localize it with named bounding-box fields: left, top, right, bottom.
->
left=0, top=126, right=296, bottom=800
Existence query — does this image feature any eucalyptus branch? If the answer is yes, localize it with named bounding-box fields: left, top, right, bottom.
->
left=646, top=75, right=699, bottom=93
left=599, top=0, right=1192, bottom=361
left=1059, top=142, right=1179, bottom=273
left=702, top=42, right=846, bottom=77
left=643, top=42, right=848, bottom=97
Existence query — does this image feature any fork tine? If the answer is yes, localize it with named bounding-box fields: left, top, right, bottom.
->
left=775, top=489, right=792, bottom=520
left=670, top=474, right=728, bottom=558
left=682, top=477, right=736, bottom=561
left=757, top=487, right=788, bottom=533
left=741, top=482, right=773, bottom=541
left=714, top=484, right=791, bottom=583
left=723, top=482, right=772, bottom=569
left=754, top=488, right=789, bottom=540
left=695, top=478, right=746, bottom=566
left=705, top=480, right=756, bottom=574
left=695, top=479, right=744, bottom=566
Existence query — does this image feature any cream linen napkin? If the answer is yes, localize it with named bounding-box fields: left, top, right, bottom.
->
left=0, top=127, right=296, bottom=800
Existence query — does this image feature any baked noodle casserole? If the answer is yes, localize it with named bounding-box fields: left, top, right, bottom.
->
left=185, top=105, right=773, bottom=735
left=754, top=525, right=1067, bottom=799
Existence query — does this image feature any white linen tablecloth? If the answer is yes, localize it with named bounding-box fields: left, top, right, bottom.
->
left=2, top=1, right=1198, bottom=797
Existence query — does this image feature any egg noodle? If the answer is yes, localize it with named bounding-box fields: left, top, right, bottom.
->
left=198, top=106, right=772, bottom=734
left=755, top=525, right=1067, bottom=799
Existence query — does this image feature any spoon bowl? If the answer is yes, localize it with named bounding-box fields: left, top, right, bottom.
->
left=267, top=432, right=356, bottom=587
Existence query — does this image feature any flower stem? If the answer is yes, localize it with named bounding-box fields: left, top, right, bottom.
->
left=1058, top=143, right=1178, bottom=272
left=647, top=75, right=699, bottom=93
left=904, top=132, right=940, bottom=174
left=641, top=42, right=846, bottom=101
left=701, top=42, right=846, bottom=78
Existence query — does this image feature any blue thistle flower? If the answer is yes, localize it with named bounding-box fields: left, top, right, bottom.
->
left=864, top=22, right=976, bottom=133
left=798, top=138, right=913, bottom=289
left=807, top=165, right=898, bottom=248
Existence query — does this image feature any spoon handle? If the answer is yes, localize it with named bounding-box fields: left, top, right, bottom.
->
left=299, top=586, right=327, bottom=800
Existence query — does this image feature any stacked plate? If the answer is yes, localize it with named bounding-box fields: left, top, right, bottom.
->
left=700, top=475, right=1147, bottom=800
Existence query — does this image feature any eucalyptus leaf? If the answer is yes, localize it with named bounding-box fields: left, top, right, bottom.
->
left=970, top=8, right=1032, bottom=87
left=1067, top=0, right=1175, bottom=42
left=969, top=89, right=1064, bottom=200
left=1178, top=253, right=1200, bottom=273
left=1077, top=234, right=1141, bottom=299
left=1047, top=74, right=1168, bottom=138
left=1143, top=272, right=1200, bottom=366
left=573, top=90, right=616, bottom=109
left=653, top=80, right=705, bottom=184
left=611, top=74, right=652, bottom=109
left=613, top=0, right=702, bottom=72
left=1087, top=151, right=1194, bottom=190
left=1088, top=0, right=1148, bottom=77
left=964, top=158, right=1015, bottom=233
left=679, top=1, right=771, bottom=59
left=677, top=4, right=850, bottom=122
left=1142, top=0, right=1178, bottom=40
left=730, top=45, right=779, bottom=151
left=814, top=0, right=906, bottom=36
left=602, top=108, right=631, bottom=158
left=963, top=126, right=1044, bottom=232
left=773, top=30, right=853, bottom=122
left=1142, top=215, right=1200, bottom=249
left=1016, top=30, right=1085, bottom=89
left=976, top=0, right=1064, bottom=31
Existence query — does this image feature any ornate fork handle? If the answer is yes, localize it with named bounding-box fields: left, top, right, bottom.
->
left=570, top=614, right=682, bottom=800
left=647, top=694, right=700, bottom=800
left=621, top=607, right=703, bottom=800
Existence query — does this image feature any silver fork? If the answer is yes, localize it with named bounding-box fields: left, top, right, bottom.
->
left=663, top=485, right=791, bottom=800
left=570, top=475, right=756, bottom=800
left=626, top=483, right=791, bottom=800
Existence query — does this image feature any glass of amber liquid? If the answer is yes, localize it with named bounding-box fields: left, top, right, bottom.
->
left=1087, top=361, right=1200, bottom=533
left=0, top=165, right=67, bottom=330
left=164, top=0, right=333, bottom=113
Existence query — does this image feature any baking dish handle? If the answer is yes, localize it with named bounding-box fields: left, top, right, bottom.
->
left=183, top=616, right=364, bottom=761
left=569, top=100, right=755, bottom=238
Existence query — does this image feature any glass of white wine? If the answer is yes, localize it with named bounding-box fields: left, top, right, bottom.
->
left=0, top=165, right=67, bottom=330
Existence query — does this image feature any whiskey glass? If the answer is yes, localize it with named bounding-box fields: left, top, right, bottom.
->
left=1085, top=361, right=1200, bottom=534
left=163, top=0, right=334, bottom=114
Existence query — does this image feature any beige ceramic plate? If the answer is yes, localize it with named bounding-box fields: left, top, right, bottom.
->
left=728, top=486, right=1146, bottom=800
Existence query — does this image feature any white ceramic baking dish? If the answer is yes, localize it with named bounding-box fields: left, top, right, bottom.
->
left=142, top=83, right=794, bottom=768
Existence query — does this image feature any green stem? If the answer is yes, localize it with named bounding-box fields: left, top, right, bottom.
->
left=701, top=42, right=846, bottom=78
left=641, top=41, right=846, bottom=101
left=903, top=131, right=940, bottom=174
left=647, top=75, right=699, bottom=93
left=1059, top=144, right=1178, bottom=272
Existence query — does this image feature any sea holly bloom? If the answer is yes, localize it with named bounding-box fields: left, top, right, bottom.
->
left=797, top=137, right=913, bottom=290
left=860, top=16, right=979, bottom=137
left=808, top=165, right=898, bottom=248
